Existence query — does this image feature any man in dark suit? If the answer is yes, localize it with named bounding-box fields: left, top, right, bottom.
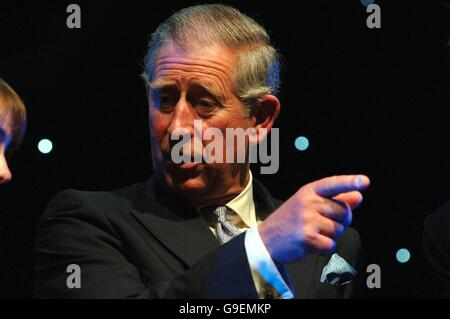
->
left=34, top=4, right=370, bottom=298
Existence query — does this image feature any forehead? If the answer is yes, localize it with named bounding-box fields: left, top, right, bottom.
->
left=153, top=41, right=237, bottom=82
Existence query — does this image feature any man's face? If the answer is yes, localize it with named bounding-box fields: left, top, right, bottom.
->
left=0, top=114, right=12, bottom=184
left=148, top=41, right=255, bottom=205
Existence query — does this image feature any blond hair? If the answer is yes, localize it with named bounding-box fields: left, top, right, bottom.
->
left=0, top=79, right=27, bottom=156
left=142, top=4, right=281, bottom=116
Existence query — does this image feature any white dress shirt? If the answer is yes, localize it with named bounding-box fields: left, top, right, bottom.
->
left=203, top=171, right=294, bottom=299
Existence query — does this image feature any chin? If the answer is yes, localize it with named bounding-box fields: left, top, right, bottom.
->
left=163, top=169, right=210, bottom=198
left=175, top=177, right=208, bottom=194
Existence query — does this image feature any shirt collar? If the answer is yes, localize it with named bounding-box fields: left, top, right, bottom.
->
left=225, top=170, right=257, bottom=228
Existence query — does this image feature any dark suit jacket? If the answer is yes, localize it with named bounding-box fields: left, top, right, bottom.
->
left=423, top=200, right=450, bottom=298
left=34, top=176, right=363, bottom=298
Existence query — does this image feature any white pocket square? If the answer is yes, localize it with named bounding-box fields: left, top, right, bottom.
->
left=320, top=253, right=357, bottom=286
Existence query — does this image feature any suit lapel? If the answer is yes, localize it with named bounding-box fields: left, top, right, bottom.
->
left=130, top=177, right=219, bottom=267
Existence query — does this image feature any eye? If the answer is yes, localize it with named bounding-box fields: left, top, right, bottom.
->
left=151, top=89, right=179, bottom=113
left=160, top=94, right=174, bottom=106
left=193, top=96, right=222, bottom=118
left=195, top=99, right=218, bottom=117
left=198, top=99, right=215, bottom=108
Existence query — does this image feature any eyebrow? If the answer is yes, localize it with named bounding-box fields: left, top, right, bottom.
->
left=148, top=79, right=177, bottom=90
left=190, top=81, right=224, bottom=103
left=149, top=79, right=225, bottom=103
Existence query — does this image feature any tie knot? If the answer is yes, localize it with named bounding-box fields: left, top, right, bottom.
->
left=212, top=206, right=228, bottom=223
left=210, top=205, right=241, bottom=244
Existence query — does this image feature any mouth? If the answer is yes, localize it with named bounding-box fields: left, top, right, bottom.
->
left=162, top=154, right=202, bottom=170
left=175, top=162, right=200, bottom=170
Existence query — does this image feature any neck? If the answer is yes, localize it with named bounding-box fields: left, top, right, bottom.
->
left=189, top=165, right=251, bottom=209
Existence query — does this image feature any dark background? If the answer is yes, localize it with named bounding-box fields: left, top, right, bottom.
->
left=0, top=0, right=449, bottom=298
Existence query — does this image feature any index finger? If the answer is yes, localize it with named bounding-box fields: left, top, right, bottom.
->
left=311, top=175, right=370, bottom=198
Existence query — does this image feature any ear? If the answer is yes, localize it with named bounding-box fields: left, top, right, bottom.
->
left=248, top=95, right=280, bottom=144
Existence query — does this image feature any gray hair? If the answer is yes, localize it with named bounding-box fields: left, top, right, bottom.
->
left=142, top=4, right=281, bottom=116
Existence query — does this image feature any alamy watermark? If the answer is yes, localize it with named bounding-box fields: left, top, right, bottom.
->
left=66, top=264, right=81, bottom=289
left=66, top=4, right=81, bottom=29
left=65, top=263, right=380, bottom=290
left=362, top=1, right=381, bottom=29
left=366, top=264, right=381, bottom=289
left=170, top=120, right=279, bottom=175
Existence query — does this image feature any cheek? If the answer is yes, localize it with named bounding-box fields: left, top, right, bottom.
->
left=201, top=108, right=252, bottom=161
left=150, top=109, right=170, bottom=141
left=206, top=105, right=251, bottom=132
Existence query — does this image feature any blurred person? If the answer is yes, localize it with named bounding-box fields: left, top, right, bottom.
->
left=424, top=200, right=450, bottom=298
left=0, top=78, right=27, bottom=297
left=0, top=78, right=27, bottom=185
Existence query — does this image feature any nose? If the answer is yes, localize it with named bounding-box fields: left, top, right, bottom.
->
left=167, top=96, right=196, bottom=137
left=0, top=154, right=12, bottom=184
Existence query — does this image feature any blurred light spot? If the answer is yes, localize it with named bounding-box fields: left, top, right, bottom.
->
left=361, top=0, right=375, bottom=6
left=396, top=248, right=411, bottom=263
left=295, top=136, right=309, bottom=151
left=38, top=139, right=53, bottom=154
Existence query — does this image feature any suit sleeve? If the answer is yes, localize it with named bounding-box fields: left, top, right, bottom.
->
left=34, top=190, right=258, bottom=299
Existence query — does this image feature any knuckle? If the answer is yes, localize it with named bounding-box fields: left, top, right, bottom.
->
left=302, top=209, right=315, bottom=223
left=297, top=184, right=313, bottom=198
left=297, top=193, right=321, bottom=210
left=293, top=197, right=318, bottom=216
left=303, top=228, right=318, bottom=245
left=335, top=222, right=345, bottom=238
left=322, top=240, right=337, bottom=254
left=302, top=211, right=312, bottom=221
left=345, top=210, right=353, bottom=226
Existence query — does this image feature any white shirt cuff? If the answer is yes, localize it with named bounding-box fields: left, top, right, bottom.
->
left=244, top=226, right=295, bottom=299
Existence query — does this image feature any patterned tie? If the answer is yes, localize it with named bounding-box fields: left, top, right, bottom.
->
left=212, top=206, right=242, bottom=244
